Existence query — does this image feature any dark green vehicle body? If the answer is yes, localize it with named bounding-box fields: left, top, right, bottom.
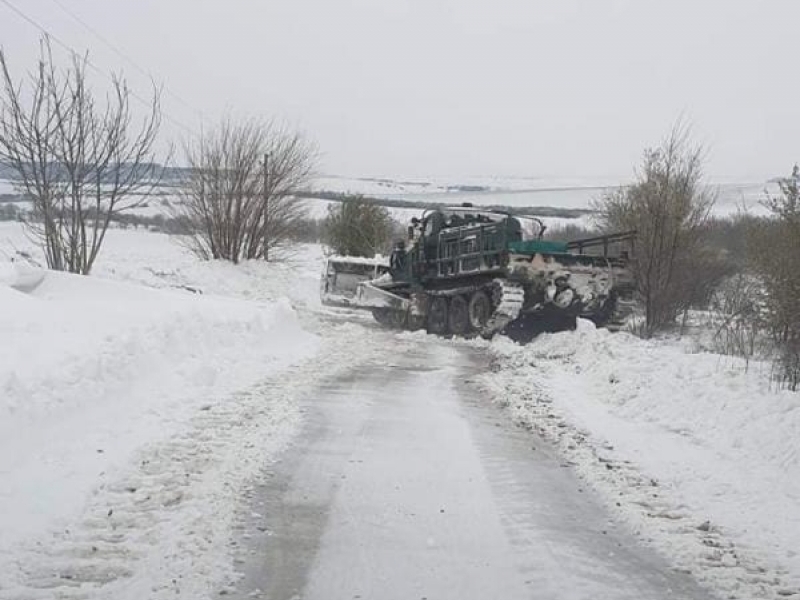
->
left=356, top=206, right=635, bottom=336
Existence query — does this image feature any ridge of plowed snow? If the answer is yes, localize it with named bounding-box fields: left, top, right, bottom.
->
left=0, top=268, right=319, bottom=596
left=480, top=322, right=800, bottom=599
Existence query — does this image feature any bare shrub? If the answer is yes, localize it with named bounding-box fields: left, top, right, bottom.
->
left=704, top=213, right=759, bottom=264
left=773, top=339, right=800, bottom=392
left=764, top=164, right=800, bottom=221
left=748, top=173, right=800, bottom=389
left=177, top=118, right=315, bottom=263
left=286, top=218, right=324, bottom=244
left=322, top=195, right=396, bottom=257
left=708, top=274, right=766, bottom=369
left=0, top=40, right=163, bottom=274
left=594, top=123, right=717, bottom=338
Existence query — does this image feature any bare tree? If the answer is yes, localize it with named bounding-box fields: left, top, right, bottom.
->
left=177, top=118, right=314, bottom=263
left=595, top=123, right=717, bottom=337
left=0, top=39, right=163, bottom=274
left=322, top=195, right=396, bottom=257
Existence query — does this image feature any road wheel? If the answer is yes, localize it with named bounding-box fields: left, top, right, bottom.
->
left=586, top=293, right=617, bottom=328
left=448, top=295, right=470, bottom=336
left=407, top=293, right=428, bottom=331
left=387, top=309, right=407, bottom=329
left=468, top=290, right=492, bottom=330
left=427, top=296, right=449, bottom=334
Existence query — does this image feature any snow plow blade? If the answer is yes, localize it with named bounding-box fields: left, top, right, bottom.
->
left=354, top=281, right=410, bottom=312
left=320, top=255, right=390, bottom=308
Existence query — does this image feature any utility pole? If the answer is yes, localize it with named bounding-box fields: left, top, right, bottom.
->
left=262, top=151, right=270, bottom=261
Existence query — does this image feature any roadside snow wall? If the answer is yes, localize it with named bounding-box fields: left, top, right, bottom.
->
left=0, top=270, right=318, bottom=590
left=482, top=320, right=800, bottom=599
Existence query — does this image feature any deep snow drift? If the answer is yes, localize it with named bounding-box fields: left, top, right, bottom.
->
left=0, top=271, right=318, bottom=598
left=480, top=320, right=800, bottom=600
left=0, top=223, right=385, bottom=599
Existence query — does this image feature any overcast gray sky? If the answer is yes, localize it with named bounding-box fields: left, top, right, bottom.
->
left=0, top=0, right=797, bottom=181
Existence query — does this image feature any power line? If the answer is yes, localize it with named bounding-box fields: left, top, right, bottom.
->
left=48, top=0, right=204, bottom=122
left=0, top=0, right=196, bottom=135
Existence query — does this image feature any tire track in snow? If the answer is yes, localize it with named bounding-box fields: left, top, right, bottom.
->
left=0, top=320, right=391, bottom=600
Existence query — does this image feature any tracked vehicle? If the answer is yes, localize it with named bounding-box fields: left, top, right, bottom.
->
left=348, top=205, right=635, bottom=337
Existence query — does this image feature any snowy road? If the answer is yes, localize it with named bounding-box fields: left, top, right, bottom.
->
left=232, top=338, right=710, bottom=600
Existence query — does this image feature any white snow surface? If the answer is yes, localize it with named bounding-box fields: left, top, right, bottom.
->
left=480, top=321, right=800, bottom=599
left=310, top=174, right=777, bottom=217
left=6, top=214, right=800, bottom=599
left=1, top=276, right=313, bottom=596
left=312, top=175, right=438, bottom=197
left=0, top=223, right=386, bottom=599
left=303, top=196, right=425, bottom=223
left=0, top=179, right=16, bottom=195
left=312, top=174, right=625, bottom=196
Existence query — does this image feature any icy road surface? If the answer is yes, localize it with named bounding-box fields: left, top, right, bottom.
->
left=232, top=338, right=709, bottom=600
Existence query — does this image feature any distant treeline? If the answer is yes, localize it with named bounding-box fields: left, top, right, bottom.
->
left=0, top=161, right=190, bottom=186
left=1, top=160, right=594, bottom=219
left=0, top=201, right=324, bottom=243
left=0, top=195, right=768, bottom=270
left=298, top=191, right=592, bottom=219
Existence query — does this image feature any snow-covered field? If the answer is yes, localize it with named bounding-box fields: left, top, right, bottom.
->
left=304, top=196, right=424, bottom=223
left=0, top=223, right=386, bottom=599
left=479, top=321, right=800, bottom=600
left=0, top=173, right=777, bottom=223
left=313, top=174, right=622, bottom=197
left=304, top=197, right=596, bottom=232
left=312, top=174, right=776, bottom=217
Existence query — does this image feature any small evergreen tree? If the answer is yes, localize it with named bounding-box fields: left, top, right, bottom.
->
left=322, top=195, right=396, bottom=257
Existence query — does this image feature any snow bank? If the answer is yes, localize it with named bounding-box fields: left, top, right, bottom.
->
left=0, top=267, right=318, bottom=597
left=0, top=222, right=407, bottom=598
left=481, top=324, right=800, bottom=599
left=0, top=222, right=325, bottom=310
